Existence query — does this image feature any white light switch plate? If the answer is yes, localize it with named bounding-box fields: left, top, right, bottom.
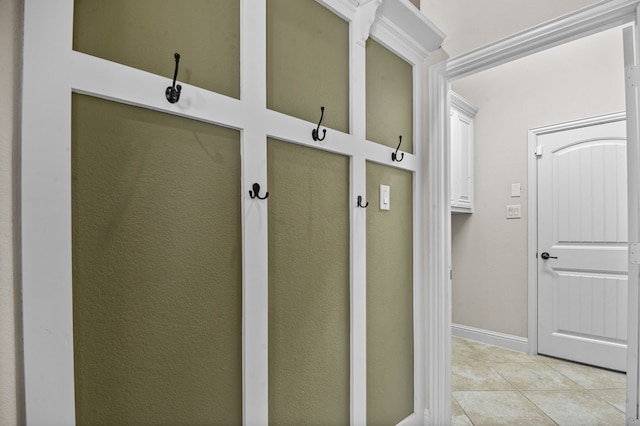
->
left=511, top=183, right=521, bottom=197
left=380, top=185, right=390, bottom=210
left=506, top=204, right=521, bottom=219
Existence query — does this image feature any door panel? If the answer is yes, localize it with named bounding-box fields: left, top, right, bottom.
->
left=554, top=272, right=627, bottom=342
left=72, top=94, right=243, bottom=425
left=555, top=142, right=627, bottom=243
left=538, top=118, right=627, bottom=371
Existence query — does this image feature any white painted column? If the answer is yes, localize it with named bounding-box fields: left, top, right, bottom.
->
left=350, top=15, right=368, bottom=426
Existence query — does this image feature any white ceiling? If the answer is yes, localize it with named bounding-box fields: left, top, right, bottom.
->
left=420, top=0, right=602, bottom=57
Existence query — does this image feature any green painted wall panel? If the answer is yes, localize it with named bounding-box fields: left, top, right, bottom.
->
left=267, top=139, right=350, bottom=425
left=366, top=40, right=414, bottom=153
left=73, top=0, right=240, bottom=99
left=267, top=0, right=349, bottom=134
left=366, top=162, right=414, bottom=425
left=72, top=94, right=242, bottom=425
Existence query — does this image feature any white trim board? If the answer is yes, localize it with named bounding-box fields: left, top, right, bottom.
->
left=452, top=324, right=529, bottom=354
left=428, top=1, right=640, bottom=424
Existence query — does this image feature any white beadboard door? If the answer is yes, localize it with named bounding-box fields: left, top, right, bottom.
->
left=537, top=117, right=628, bottom=371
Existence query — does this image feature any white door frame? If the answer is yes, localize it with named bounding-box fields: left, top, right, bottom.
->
left=527, top=111, right=628, bottom=364
left=428, top=1, right=640, bottom=424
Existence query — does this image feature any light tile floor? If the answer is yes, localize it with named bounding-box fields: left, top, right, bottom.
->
left=452, top=336, right=627, bottom=426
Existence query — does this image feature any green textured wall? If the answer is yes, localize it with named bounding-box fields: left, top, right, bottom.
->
left=267, top=0, right=349, bottom=133
left=366, top=39, right=414, bottom=153
left=72, top=94, right=242, bottom=425
left=267, top=138, right=350, bottom=425
left=73, top=0, right=240, bottom=99
left=365, top=38, right=415, bottom=423
left=366, top=162, right=414, bottom=425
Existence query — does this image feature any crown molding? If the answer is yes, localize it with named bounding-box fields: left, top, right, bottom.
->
left=375, top=0, right=445, bottom=58
left=450, top=91, right=478, bottom=117
left=444, top=0, right=640, bottom=80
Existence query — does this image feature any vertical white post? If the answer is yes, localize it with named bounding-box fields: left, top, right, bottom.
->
left=413, top=62, right=426, bottom=421
left=21, top=0, right=76, bottom=423
left=427, top=64, right=451, bottom=425
left=241, top=0, right=269, bottom=424
left=350, top=15, right=367, bottom=426
left=624, top=20, right=640, bottom=423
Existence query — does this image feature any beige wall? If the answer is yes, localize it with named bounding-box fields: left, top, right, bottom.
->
left=450, top=26, right=625, bottom=337
left=0, top=0, right=22, bottom=424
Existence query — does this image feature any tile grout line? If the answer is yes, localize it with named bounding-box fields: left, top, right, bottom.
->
left=501, top=355, right=623, bottom=423
left=452, top=336, right=626, bottom=425
left=451, top=394, right=475, bottom=426
left=541, top=358, right=627, bottom=414
left=482, top=353, right=560, bottom=425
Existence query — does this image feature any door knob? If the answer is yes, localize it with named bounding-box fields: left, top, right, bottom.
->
left=541, top=252, right=557, bottom=260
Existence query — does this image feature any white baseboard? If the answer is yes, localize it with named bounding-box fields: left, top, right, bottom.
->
left=452, top=323, right=528, bottom=353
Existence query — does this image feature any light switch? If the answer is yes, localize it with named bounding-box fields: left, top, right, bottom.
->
left=506, top=204, right=521, bottom=219
left=380, top=185, right=390, bottom=210
left=511, top=183, right=521, bottom=197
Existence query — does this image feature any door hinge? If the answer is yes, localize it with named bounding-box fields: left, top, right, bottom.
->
left=630, top=243, right=640, bottom=265
left=535, top=146, right=543, bottom=157
left=626, top=65, right=640, bottom=88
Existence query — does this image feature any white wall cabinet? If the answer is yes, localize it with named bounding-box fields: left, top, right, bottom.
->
left=450, top=91, right=478, bottom=214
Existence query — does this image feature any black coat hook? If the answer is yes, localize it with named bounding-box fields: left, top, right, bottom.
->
left=166, top=53, right=182, bottom=104
left=357, top=195, right=368, bottom=208
left=392, top=135, right=404, bottom=162
left=249, top=183, right=269, bottom=200
left=312, top=106, right=327, bottom=141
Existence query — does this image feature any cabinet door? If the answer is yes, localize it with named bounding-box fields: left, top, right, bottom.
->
left=455, top=112, right=474, bottom=211
left=450, top=110, right=459, bottom=206
left=451, top=102, right=474, bottom=214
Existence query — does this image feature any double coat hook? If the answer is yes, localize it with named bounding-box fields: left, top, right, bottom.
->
left=312, top=106, right=327, bottom=141
left=249, top=183, right=269, bottom=200
left=166, top=53, right=182, bottom=104
left=392, top=136, right=404, bottom=162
